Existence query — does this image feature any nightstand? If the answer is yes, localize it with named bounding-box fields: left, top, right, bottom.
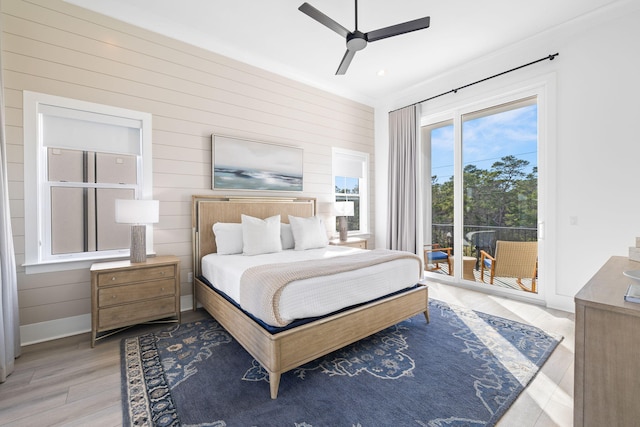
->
left=329, top=237, right=368, bottom=249
left=90, top=255, right=181, bottom=347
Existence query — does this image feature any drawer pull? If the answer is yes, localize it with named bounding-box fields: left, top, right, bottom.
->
left=111, top=276, right=116, bottom=281
left=112, top=295, right=117, bottom=299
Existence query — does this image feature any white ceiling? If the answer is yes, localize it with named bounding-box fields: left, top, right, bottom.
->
left=65, top=0, right=618, bottom=105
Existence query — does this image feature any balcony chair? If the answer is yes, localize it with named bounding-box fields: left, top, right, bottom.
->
left=424, top=244, right=453, bottom=275
left=480, top=240, right=538, bottom=293
left=465, top=230, right=496, bottom=269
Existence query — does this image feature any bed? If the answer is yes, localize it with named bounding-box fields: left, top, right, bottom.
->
left=192, top=195, right=429, bottom=398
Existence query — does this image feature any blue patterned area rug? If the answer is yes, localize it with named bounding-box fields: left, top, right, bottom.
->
left=121, top=299, right=562, bottom=426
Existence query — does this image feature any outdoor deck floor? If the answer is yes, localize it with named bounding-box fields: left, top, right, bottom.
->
left=430, top=262, right=536, bottom=293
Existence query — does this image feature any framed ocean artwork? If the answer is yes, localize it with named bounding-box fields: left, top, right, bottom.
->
left=212, top=135, right=303, bottom=191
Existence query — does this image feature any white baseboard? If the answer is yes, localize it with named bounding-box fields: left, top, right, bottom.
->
left=20, top=295, right=196, bottom=346
left=180, top=294, right=194, bottom=312
left=20, top=314, right=91, bottom=346
left=546, top=293, right=575, bottom=313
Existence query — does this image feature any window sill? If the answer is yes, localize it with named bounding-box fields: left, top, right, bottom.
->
left=23, top=251, right=156, bottom=274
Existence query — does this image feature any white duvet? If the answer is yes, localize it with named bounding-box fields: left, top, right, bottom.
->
left=201, top=246, right=421, bottom=326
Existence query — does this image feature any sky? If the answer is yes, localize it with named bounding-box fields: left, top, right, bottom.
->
left=430, top=104, right=538, bottom=183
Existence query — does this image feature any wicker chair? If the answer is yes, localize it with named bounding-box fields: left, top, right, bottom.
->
left=424, top=244, right=453, bottom=275
left=480, top=240, right=538, bottom=292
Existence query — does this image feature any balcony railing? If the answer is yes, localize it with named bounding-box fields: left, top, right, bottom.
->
left=431, top=223, right=537, bottom=263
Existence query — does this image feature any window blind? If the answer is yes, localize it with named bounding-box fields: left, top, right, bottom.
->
left=334, top=152, right=365, bottom=178
left=40, top=104, right=141, bottom=155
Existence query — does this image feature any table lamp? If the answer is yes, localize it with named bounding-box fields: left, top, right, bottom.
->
left=334, top=201, right=354, bottom=241
left=115, top=199, right=159, bottom=263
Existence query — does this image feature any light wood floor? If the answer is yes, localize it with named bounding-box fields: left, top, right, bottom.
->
left=0, top=283, right=575, bottom=426
left=429, top=282, right=575, bottom=427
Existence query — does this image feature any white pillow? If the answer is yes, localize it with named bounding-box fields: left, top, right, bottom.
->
left=241, top=214, right=282, bottom=256
left=280, top=223, right=295, bottom=250
left=212, top=223, right=243, bottom=255
left=288, top=215, right=329, bottom=250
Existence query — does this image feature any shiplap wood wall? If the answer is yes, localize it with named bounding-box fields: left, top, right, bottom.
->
left=1, top=0, right=374, bottom=342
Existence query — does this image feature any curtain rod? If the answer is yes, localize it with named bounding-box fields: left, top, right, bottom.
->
left=390, top=53, right=559, bottom=114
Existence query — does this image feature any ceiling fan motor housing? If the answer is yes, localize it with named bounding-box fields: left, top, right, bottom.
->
left=347, top=31, right=367, bottom=51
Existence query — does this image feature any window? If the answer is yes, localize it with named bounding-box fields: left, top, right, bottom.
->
left=23, top=92, right=153, bottom=273
left=332, top=148, right=369, bottom=235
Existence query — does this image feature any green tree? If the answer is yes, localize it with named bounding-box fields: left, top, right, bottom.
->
left=431, top=174, right=453, bottom=224
left=431, top=155, right=537, bottom=232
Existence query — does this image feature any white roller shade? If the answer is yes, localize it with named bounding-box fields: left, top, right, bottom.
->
left=41, top=104, right=141, bottom=155
left=334, top=152, right=364, bottom=178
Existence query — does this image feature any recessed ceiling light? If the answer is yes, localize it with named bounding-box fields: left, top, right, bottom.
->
left=377, top=69, right=386, bottom=77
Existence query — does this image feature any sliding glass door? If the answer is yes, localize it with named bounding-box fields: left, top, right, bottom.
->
left=423, top=94, right=540, bottom=295
left=422, top=120, right=454, bottom=274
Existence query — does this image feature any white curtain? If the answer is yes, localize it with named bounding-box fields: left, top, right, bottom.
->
left=387, top=104, right=423, bottom=254
left=0, top=16, right=20, bottom=382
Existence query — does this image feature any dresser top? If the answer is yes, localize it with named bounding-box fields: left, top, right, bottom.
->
left=575, top=256, right=640, bottom=315
left=90, top=255, right=179, bottom=272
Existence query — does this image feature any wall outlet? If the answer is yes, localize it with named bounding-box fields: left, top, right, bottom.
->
left=187, top=272, right=193, bottom=283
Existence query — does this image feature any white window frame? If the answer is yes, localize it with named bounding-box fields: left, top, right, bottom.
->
left=332, top=147, right=369, bottom=236
left=23, top=91, right=153, bottom=274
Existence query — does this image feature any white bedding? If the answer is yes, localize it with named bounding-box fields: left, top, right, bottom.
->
left=201, top=246, right=421, bottom=326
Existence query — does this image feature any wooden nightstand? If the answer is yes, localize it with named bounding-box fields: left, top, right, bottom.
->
left=329, top=237, right=368, bottom=249
left=90, top=255, right=181, bottom=347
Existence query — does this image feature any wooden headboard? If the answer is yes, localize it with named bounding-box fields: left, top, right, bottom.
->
left=191, top=195, right=316, bottom=276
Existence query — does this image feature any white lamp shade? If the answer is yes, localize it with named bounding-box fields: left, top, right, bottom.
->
left=115, top=199, right=159, bottom=224
left=334, top=201, right=354, bottom=217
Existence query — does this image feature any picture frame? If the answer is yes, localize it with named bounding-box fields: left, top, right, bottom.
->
left=212, top=135, right=303, bottom=192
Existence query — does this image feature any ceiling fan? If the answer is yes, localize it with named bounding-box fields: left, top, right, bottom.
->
left=298, top=1, right=430, bottom=75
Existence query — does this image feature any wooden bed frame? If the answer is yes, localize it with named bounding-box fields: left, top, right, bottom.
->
left=191, top=195, right=429, bottom=399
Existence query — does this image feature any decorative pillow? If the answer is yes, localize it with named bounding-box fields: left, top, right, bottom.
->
left=280, top=223, right=295, bottom=250
left=241, top=214, right=282, bottom=256
left=212, top=222, right=243, bottom=255
left=288, top=215, right=329, bottom=250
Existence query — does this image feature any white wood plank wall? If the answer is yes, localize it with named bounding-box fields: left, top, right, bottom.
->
left=1, top=0, right=375, bottom=341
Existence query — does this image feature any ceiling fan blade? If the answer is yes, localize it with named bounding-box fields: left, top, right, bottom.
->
left=366, top=16, right=430, bottom=42
left=299, top=2, right=350, bottom=38
left=336, top=50, right=356, bottom=75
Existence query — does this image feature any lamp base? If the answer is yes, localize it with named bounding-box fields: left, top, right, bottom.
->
left=130, top=225, right=147, bottom=263
left=338, top=216, right=348, bottom=241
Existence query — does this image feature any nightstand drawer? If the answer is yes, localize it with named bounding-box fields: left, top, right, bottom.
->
left=97, top=264, right=175, bottom=286
left=98, top=296, right=177, bottom=330
left=329, top=238, right=368, bottom=249
left=346, top=240, right=367, bottom=249
left=98, top=278, right=176, bottom=308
